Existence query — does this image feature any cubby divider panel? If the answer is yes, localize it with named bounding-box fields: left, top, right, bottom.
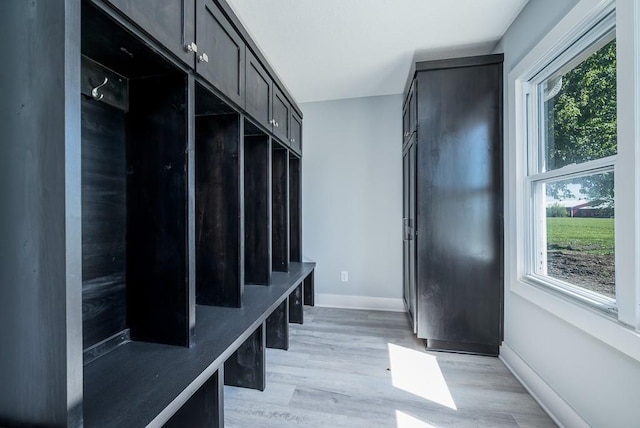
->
left=272, top=147, right=290, bottom=272
left=196, top=113, right=243, bottom=307
left=266, top=299, right=289, bottom=350
left=304, top=270, right=315, bottom=307
left=224, top=323, right=266, bottom=391
left=244, top=134, right=272, bottom=285
left=288, top=283, right=304, bottom=324
left=289, top=155, right=302, bottom=263
left=164, top=368, right=224, bottom=428
left=81, top=95, right=127, bottom=351
left=126, top=73, right=190, bottom=347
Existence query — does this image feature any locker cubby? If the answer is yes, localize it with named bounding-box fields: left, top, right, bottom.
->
left=272, top=143, right=290, bottom=272
left=81, top=1, right=191, bottom=356
left=244, top=119, right=272, bottom=285
left=195, top=82, right=243, bottom=307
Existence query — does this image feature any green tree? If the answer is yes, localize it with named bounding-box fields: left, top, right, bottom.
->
left=545, top=39, right=616, bottom=203
left=547, top=203, right=568, bottom=217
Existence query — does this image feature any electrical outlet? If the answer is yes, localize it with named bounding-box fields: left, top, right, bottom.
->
left=341, top=271, right=349, bottom=282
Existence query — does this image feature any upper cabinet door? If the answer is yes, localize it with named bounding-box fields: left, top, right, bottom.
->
left=403, top=80, right=416, bottom=145
left=402, top=103, right=410, bottom=144
left=105, top=0, right=196, bottom=68
left=196, top=0, right=245, bottom=107
left=272, top=87, right=290, bottom=143
left=290, top=112, right=302, bottom=154
left=245, top=50, right=272, bottom=130
left=409, top=82, right=417, bottom=135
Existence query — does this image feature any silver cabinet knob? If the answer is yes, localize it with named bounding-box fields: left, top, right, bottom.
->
left=198, top=53, right=209, bottom=63
left=291, top=138, right=295, bottom=143
left=275, top=121, right=279, bottom=128
left=185, top=42, right=198, bottom=53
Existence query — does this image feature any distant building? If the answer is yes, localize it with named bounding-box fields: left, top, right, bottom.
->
left=547, top=199, right=614, bottom=218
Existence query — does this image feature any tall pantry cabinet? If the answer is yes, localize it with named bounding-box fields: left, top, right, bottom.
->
left=402, top=55, right=504, bottom=356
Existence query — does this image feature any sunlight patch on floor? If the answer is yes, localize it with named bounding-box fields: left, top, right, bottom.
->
left=395, top=410, right=438, bottom=428
left=388, top=343, right=457, bottom=410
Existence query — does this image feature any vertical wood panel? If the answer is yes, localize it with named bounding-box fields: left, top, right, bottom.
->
left=164, top=369, right=223, bottom=428
left=196, top=113, right=242, bottom=307
left=0, top=1, right=83, bottom=425
left=126, top=73, right=190, bottom=347
left=288, top=283, right=304, bottom=324
left=266, top=299, right=289, bottom=350
left=272, top=148, right=289, bottom=272
left=289, top=156, right=302, bottom=263
left=303, top=270, right=315, bottom=307
left=224, top=323, right=266, bottom=391
left=244, top=135, right=272, bottom=285
left=81, top=98, right=127, bottom=350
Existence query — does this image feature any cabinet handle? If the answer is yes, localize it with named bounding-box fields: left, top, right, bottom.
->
left=269, top=119, right=274, bottom=125
left=198, top=53, right=209, bottom=63
left=184, top=42, right=198, bottom=53
left=291, top=138, right=295, bottom=143
left=403, top=218, right=408, bottom=241
left=275, top=121, right=279, bottom=128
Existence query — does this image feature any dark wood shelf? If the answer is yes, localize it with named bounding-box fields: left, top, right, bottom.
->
left=83, top=262, right=315, bottom=427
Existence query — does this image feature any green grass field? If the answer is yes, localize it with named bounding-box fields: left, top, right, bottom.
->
left=546, top=217, right=614, bottom=255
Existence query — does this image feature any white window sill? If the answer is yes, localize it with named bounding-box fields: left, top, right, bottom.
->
left=510, top=279, right=640, bottom=362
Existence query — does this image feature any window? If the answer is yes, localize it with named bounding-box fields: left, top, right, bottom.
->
left=523, top=13, right=617, bottom=312
left=508, top=0, right=640, bottom=356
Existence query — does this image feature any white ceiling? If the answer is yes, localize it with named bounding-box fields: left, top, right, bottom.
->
left=226, top=0, right=529, bottom=104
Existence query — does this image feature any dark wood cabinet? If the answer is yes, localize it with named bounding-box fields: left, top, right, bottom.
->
left=290, top=111, right=302, bottom=153
left=1, top=0, right=309, bottom=426
left=272, top=86, right=290, bottom=142
left=246, top=49, right=273, bottom=130
left=403, top=55, right=503, bottom=356
left=196, top=0, right=245, bottom=107
left=105, top=0, right=196, bottom=67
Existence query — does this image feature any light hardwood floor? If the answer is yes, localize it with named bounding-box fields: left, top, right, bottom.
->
left=224, top=307, right=556, bottom=427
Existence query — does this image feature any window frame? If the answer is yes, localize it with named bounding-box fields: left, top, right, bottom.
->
left=522, top=11, right=617, bottom=314
left=506, top=0, right=640, bottom=359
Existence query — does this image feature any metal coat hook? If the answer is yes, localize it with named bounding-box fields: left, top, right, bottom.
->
left=91, top=77, right=109, bottom=101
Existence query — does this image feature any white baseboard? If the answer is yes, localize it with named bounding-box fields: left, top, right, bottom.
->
left=314, top=293, right=406, bottom=312
left=500, top=343, right=589, bottom=428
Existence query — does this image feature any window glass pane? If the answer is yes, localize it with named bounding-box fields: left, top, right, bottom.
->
left=538, top=171, right=615, bottom=299
left=540, top=39, right=617, bottom=172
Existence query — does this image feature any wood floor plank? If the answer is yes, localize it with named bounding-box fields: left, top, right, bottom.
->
left=225, top=307, right=556, bottom=427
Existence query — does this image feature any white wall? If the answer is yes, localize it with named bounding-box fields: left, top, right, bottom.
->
left=301, top=95, right=404, bottom=310
left=499, top=1, right=640, bottom=427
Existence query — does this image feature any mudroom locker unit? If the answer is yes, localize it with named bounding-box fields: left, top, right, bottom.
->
left=402, top=55, right=504, bottom=356
left=0, top=0, right=314, bottom=426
